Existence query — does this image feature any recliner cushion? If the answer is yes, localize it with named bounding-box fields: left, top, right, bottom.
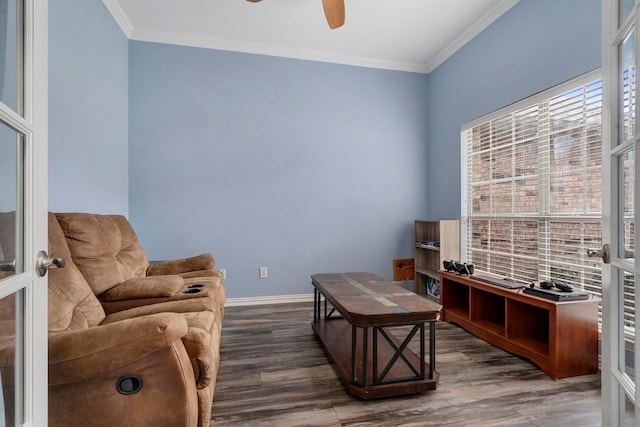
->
left=55, top=213, right=149, bottom=295
left=48, top=213, right=106, bottom=331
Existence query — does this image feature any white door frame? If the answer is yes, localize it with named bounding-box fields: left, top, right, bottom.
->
left=601, top=0, right=640, bottom=424
left=0, top=0, right=49, bottom=425
left=27, top=0, right=48, bottom=424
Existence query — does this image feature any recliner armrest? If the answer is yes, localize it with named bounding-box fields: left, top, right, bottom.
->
left=102, top=298, right=216, bottom=324
left=176, top=269, right=221, bottom=279
left=101, top=275, right=184, bottom=301
left=146, top=253, right=215, bottom=276
left=49, top=312, right=188, bottom=385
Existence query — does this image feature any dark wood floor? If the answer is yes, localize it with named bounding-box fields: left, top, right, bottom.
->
left=211, top=302, right=601, bottom=426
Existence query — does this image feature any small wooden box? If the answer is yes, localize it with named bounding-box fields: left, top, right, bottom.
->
left=393, top=258, right=414, bottom=281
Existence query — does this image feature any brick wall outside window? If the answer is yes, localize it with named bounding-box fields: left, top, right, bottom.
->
left=462, top=77, right=604, bottom=295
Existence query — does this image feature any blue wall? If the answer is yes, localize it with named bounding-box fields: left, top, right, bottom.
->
left=128, top=43, right=430, bottom=298
left=49, top=0, right=129, bottom=214
left=425, top=0, right=601, bottom=219
left=48, top=0, right=602, bottom=300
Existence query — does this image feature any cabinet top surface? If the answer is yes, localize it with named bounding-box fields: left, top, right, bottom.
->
left=311, top=272, right=441, bottom=326
left=439, top=271, right=600, bottom=306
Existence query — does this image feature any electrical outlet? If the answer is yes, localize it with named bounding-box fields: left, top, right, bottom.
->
left=259, top=266, right=268, bottom=279
left=219, top=269, right=226, bottom=280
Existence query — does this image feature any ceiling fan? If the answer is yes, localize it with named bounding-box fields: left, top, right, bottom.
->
left=246, top=0, right=345, bottom=29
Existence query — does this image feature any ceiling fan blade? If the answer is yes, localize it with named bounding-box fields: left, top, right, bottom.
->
left=322, top=0, right=345, bottom=29
left=246, top=0, right=263, bottom=2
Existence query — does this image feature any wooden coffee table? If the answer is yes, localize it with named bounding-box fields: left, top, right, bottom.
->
left=311, top=272, right=441, bottom=399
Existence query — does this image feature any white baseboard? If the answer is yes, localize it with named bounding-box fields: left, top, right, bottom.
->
left=225, top=293, right=314, bottom=307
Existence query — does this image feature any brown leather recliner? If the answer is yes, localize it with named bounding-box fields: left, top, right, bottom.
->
left=47, top=213, right=223, bottom=427
left=53, top=212, right=226, bottom=318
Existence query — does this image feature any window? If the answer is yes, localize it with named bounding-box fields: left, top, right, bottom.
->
left=461, top=72, right=603, bottom=298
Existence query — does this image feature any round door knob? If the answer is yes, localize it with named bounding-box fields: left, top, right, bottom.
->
left=36, top=250, right=65, bottom=277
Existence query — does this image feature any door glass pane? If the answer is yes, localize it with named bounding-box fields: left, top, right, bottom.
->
left=620, top=28, right=636, bottom=147
left=620, top=271, right=635, bottom=379
left=620, top=150, right=635, bottom=260
left=0, top=120, right=24, bottom=426
left=0, top=289, right=23, bottom=426
left=0, top=120, right=23, bottom=279
left=621, top=0, right=635, bottom=24
left=0, top=0, right=22, bottom=113
left=623, top=385, right=635, bottom=426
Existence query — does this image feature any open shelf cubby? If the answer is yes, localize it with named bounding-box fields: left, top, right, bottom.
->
left=470, top=288, right=506, bottom=337
left=441, top=279, right=469, bottom=319
left=507, top=299, right=549, bottom=356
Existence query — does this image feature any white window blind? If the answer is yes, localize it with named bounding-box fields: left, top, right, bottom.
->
left=461, top=74, right=603, bottom=298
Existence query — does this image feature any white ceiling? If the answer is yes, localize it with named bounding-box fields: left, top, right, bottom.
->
left=103, top=0, right=519, bottom=74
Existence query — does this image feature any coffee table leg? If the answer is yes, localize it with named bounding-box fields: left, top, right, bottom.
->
left=313, top=288, right=318, bottom=321
left=420, top=322, right=425, bottom=380
left=351, top=325, right=358, bottom=384
left=429, top=321, right=436, bottom=379
left=351, top=325, right=368, bottom=387
left=373, top=327, right=378, bottom=384
left=362, top=327, right=368, bottom=386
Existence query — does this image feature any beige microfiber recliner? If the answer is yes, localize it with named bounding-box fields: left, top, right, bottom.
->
left=48, top=213, right=223, bottom=427
left=54, top=212, right=226, bottom=318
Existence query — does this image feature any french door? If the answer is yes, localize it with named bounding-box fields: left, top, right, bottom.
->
left=0, top=0, right=48, bottom=425
left=603, top=0, right=640, bottom=424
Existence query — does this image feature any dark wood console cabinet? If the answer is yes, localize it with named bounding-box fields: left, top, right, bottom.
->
left=440, top=271, right=599, bottom=379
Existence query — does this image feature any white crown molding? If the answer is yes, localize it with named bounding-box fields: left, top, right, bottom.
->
left=129, top=29, right=431, bottom=74
left=424, top=0, right=520, bottom=73
left=102, top=0, right=134, bottom=38
left=225, top=293, right=314, bottom=307
left=105, top=1, right=518, bottom=75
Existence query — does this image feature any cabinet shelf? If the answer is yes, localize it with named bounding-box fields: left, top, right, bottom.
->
left=414, top=220, right=459, bottom=300
left=474, top=320, right=506, bottom=337
left=445, top=307, right=469, bottom=321
left=508, top=336, right=549, bottom=357
left=440, top=271, right=599, bottom=379
left=415, top=268, right=440, bottom=278
left=415, top=244, right=441, bottom=251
